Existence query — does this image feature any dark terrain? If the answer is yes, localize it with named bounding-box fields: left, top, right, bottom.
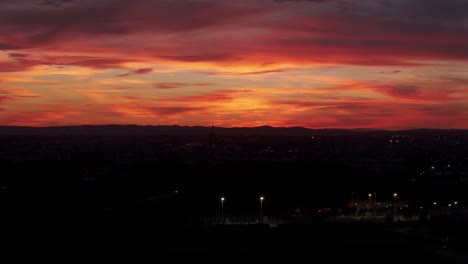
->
left=1, top=125, right=468, bottom=263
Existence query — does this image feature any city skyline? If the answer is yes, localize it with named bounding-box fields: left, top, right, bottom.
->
left=1, top=0, right=468, bottom=128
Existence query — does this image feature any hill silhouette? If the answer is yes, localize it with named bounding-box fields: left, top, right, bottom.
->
left=0, top=125, right=467, bottom=137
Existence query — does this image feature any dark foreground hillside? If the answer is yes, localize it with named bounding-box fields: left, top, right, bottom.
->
left=4, top=219, right=468, bottom=263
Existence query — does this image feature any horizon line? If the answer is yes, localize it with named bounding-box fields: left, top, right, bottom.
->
left=1, top=124, right=467, bottom=131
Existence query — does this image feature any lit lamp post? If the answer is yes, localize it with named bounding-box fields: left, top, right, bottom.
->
left=260, top=196, right=264, bottom=223
left=392, top=193, right=398, bottom=209
left=351, top=192, right=358, bottom=216
left=221, top=197, right=225, bottom=224
left=392, top=192, right=398, bottom=220
left=368, top=193, right=372, bottom=206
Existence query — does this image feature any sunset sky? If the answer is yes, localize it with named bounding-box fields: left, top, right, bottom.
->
left=1, top=0, right=468, bottom=129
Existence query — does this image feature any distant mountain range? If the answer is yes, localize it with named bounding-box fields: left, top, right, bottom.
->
left=0, top=125, right=466, bottom=136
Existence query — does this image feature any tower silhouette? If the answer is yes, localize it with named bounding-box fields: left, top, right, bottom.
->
left=208, top=125, right=217, bottom=147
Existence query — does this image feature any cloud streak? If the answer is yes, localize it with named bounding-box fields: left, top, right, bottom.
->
left=36, top=0, right=75, bottom=7
left=154, top=83, right=215, bottom=89
left=147, top=106, right=206, bottom=116
left=117, top=68, right=153, bottom=77
left=201, top=68, right=295, bottom=76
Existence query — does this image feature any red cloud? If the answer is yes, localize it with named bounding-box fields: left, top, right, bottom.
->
left=0, top=60, right=37, bottom=73
left=164, top=90, right=239, bottom=102
left=8, top=53, right=30, bottom=58
left=0, top=96, right=11, bottom=103
left=200, top=68, right=294, bottom=75
left=0, top=104, right=80, bottom=126
left=154, top=83, right=215, bottom=89
left=371, top=85, right=463, bottom=101
left=133, top=68, right=152, bottom=74
left=0, top=88, right=41, bottom=105
left=117, top=68, right=153, bottom=77
left=45, top=56, right=133, bottom=69
left=274, top=97, right=468, bottom=129
left=147, top=106, right=205, bottom=116
left=0, top=55, right=134, bottom=72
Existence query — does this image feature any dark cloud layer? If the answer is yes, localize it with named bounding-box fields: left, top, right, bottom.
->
left=36, top=0, right=75, bottom=7
left=274, top=0, right=329, bottom=2
left=0, top=0, right=467, bottom=65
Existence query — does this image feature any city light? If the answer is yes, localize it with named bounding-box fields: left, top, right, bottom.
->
left=221, top=197, right=225, bottom=201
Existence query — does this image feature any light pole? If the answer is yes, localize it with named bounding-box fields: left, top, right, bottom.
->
left=221, top=197, right=225, bottom=224
left=351, top=192, right=358, bottom=216
left=392, top=192, right=398, bottom=221
left=260, top=196, right=264, bottom=223
left=368, top=193, right=372, bottom=206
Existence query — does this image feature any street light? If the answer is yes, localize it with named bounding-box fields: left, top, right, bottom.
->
left=260, top=196, right=264, bottom=223
left=393, top=193, right=398, bottom=199
left=220, top=197, right=225, bottom=223
left=368, top=193, right=372, bottom=206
